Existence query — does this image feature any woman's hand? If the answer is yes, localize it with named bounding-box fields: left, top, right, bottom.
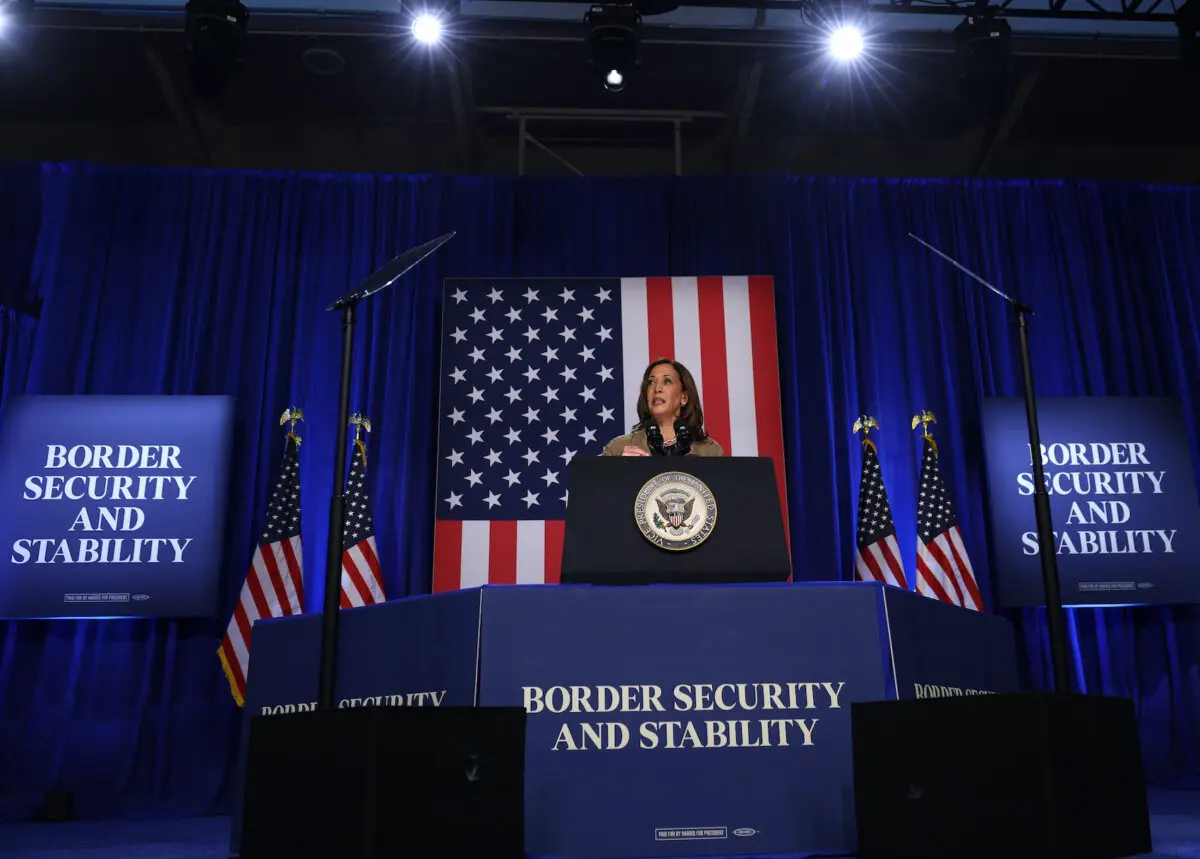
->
left=622, top=445, right=649, bottom=457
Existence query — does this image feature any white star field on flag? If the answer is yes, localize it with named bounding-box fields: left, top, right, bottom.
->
left=260, top=444, right=302, bottom=544
left=436, top=280, right=625, bottom=520
left=855, top=445, right=898, bottom=547
left=853, top=438, right=907, bottom=589
left=342, top=442, right=374, bottom=549
left=917, top=439, right=957, bottom=543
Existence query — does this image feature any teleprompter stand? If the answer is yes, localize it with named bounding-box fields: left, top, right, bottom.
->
left=239, top=233, right=529, bottom=859
left=318, top=231, right=454, bottom=712
left=848, top=236, right=1152, bottom=859
left=908, top=233, right=1069, bottom=692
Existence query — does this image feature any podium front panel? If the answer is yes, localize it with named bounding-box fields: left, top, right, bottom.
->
left=477, top=582, right=889, bottom=858
left=561, top=456, right=791, bottom=585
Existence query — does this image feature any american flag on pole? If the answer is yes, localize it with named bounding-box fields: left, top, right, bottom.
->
left=852, top=433, right=908, bottom=589
left=914, top=434, right=983, bottom=611
left=339, top=437, right=386, bottom=607
left=432, top=277, right=787, bottom=591
left=218, top=430, right=304, bottom=706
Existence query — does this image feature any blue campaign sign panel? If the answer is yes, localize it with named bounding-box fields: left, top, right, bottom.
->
left=980, top=396, right=1200, bottom=607
left=476, top=583, right=891, bottom=859
left=242, top=590, right=484, bottom=713
left=883, top=585, right=1019, bottom=699
left=0, top=395, right=236, bottom=618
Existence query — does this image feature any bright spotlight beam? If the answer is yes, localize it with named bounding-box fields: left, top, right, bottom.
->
left=828, top=25, right=864, bottom=60
left=411, top=13, right=442, bottom=44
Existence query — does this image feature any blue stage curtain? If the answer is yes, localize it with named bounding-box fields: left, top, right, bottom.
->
left=0, top=308, right=36, bottom=421
left=0, top=165, right=1198, bottom=823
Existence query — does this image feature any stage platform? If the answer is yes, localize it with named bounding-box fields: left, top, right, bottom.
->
left=1, top=789, right=1198, bottom=859
left=231, top=581, right=1020, bottom=859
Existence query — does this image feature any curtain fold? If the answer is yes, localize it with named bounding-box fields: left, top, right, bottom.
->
left=0, top=164, right=1197, bottom=821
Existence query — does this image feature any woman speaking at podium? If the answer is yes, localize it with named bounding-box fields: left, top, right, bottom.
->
left=602, top=358, right=725, bottom=458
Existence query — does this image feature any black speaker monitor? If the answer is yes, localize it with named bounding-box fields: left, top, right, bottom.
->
left=240, top=707, right=526, bottom=859
left=851, top=693, right=1151, bottom=859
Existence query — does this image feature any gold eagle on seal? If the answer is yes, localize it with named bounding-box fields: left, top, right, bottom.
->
left=655, top=494, right=696, bottom=531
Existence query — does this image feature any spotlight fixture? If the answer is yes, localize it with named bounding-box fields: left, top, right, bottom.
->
left=953, top=4, right=1012, bottom=88
left=185, top=0, right=249, bottom=95
left=585, top=4, right=640, bottom=93
left=1179, top=0, right=1198, bottom=75
left=800, top=0, right=869, bottom=60
left=828, top=24, right=864, bottom=60
left=411, top=12, right=442, bottom=44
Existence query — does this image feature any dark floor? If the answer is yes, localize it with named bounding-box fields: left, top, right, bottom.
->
left=0, top=791, right=1197, bottom=858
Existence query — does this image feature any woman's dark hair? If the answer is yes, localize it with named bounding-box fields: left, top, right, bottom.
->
left=631, top=358, right=709, bottom=441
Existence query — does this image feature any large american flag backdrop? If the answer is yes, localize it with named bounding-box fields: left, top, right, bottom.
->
left=431, top=277, right=787, bottom=592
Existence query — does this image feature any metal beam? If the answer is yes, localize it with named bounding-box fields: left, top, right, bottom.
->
left=480, top=0, right=1177, bottom=14
left=735, top=58, right=763, bottom=143
left=479, top=106, right=726, bottom=120
left=970, top=60, right=1044, bottom=176
left=674, top=119, right=683, bottom=175
left=139, top=37, right=214, bottom=166
left=521, top=124, right=587, bottom=175
left=25, top=6, right=1186, bottom=42
left=711, top=57, right=763, bottom=168
left=446, top=57, right=479, bottom=169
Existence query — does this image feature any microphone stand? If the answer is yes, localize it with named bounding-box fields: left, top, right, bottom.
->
left=315, top=231, right=456, bottom=712
left=907, top=233, right=1071, bottom=694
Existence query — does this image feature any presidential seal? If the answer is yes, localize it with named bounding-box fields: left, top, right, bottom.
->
left=633, top=471, right=717, bottom=551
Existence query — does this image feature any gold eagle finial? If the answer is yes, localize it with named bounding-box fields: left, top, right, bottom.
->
left=280, top=407, right=304, bottom=446
left=350, top=412, right=372, bottom=441
left=853, top=415, right=879, bottom=452
left=350, top=413, right=372, bottom=465
left=912, top=410, right=938, bottom=454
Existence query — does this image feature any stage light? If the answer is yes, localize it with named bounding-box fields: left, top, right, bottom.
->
left=1178, top=0, right=1198, bottom=76
left=953, top=7, right=1012, bottom=87
left=828, top=25, right=864, bottom=60
left=585, top=4, right=640, bottom=92
left=184, top=0, right=249, bottom=96
left=411, top=12, right=442, bottom=44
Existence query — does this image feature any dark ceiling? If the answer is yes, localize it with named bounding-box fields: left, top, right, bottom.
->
left=0, top=4, right=1196, bottom=178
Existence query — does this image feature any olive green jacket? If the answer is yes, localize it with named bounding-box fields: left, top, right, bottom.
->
left=601, top=426, right=725, bottom=457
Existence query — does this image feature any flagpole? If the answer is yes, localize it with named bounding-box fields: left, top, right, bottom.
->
left=906, top=233, right=1071, bottom=694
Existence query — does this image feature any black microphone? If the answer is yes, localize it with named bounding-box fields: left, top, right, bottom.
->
left=643, top=419, right=666, bottom=455
left=672, top=420, right=693, bottom=457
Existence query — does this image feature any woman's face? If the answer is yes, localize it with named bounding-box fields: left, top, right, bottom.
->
left=645, top=363, right=686, bottom=422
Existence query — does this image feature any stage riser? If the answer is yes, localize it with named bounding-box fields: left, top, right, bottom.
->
left=231, top=581, right=1019, bottom=858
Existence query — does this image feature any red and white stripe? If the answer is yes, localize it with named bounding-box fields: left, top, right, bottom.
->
left=341, top=535, right=385, bottom=608
left=432, top=275, right=788, bottom=592
left=855, top=534, right=907, bottom=589
left=218, top=536, right=304, bottom=707
left=916, top=526, right=982, bottom=611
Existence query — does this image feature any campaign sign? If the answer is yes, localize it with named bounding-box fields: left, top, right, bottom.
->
left=228, top=589, right=483, bottom=857
left=0, top=395, right=235, bottom=618
left=980, top=396, right=1200, bottom=607
left=478, top=583, right=889, bottom=858
left=883, top=585, right=1020, bottom=700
